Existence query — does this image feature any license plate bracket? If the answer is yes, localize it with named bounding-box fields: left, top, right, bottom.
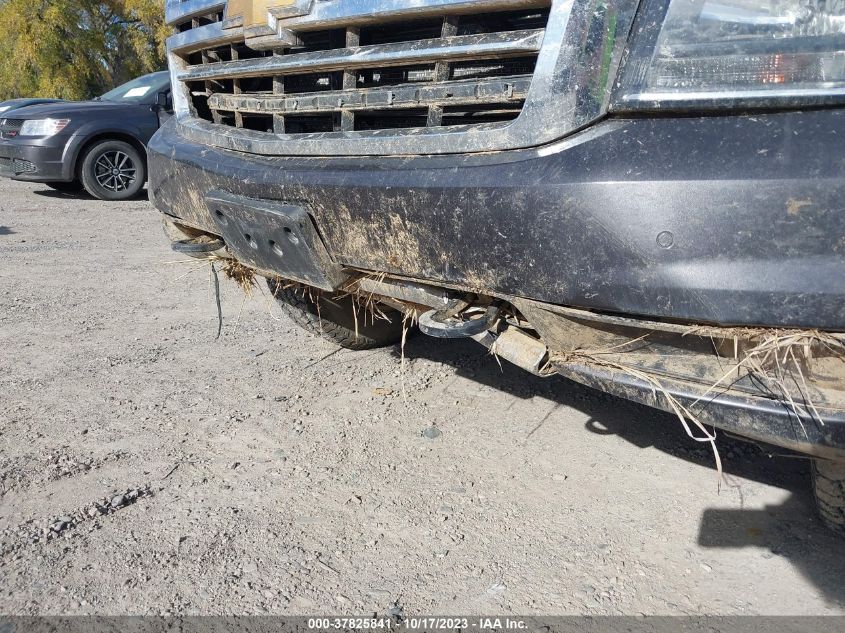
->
left=206, top=190, right=346, bottom=291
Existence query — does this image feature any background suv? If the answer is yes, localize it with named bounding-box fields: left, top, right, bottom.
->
left=0, top=71, right=172, bottom=200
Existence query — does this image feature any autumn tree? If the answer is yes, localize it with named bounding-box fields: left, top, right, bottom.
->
left=0, top=0, right=168, bottom=101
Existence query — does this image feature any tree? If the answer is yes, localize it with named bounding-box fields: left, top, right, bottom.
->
left=0, top=0, right=168, bottom=101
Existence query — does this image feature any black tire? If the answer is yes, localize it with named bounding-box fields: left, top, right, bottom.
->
left=80, top=140, right=146, bottom=201
left=268, top=280, right=405, bottom=351
left=812, top=459, right=845, bottom=537
left=47, top=180, right=85, bottom=193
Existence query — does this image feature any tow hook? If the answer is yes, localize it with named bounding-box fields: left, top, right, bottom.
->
left=418, top=299, right=502, bottom=339
left=170, top=236, right=226, bottom=258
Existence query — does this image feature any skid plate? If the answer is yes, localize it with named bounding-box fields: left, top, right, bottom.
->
left=206, top=190, right=345, bottom=290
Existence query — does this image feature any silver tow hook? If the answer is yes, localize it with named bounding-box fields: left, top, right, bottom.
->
left=418, top=299, right=502, bottom=339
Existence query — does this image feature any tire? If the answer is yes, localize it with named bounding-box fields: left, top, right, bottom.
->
left=80, top=140, right=146, bottom=201
left=47, top=181, right=85, bottom=193
left=162, top=217, right=209, bottom=243
left=812, top=459, right=845, bottom=537
left=268, top=280, right=405, bottom=351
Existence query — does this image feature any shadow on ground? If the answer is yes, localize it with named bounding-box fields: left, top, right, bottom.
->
left=395, top=334, right=845, bottom=607
left=0, top=225, right=14, bottom=235
left=32, top=188, right=94, bottom=200
left=31, top=188, right=148, bottom=201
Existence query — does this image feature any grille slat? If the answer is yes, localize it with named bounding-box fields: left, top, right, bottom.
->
left=178, top=29, right=545, bottom=83
left=233, top=0, right=552, bottom=32
left=208, top=75, right=532, bottom=116
left=427, top=15, right=461, bottom=127
left=169, top=0, right=225, bottom=33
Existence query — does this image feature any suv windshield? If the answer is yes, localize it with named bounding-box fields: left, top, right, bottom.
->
left=99, top=72, right=170, bottom=105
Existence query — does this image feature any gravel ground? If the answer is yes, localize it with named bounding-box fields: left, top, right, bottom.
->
left=1, top=178, right=844, bottom=616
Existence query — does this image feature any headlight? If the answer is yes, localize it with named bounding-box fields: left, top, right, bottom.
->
left=20, top=118, right=70, bottom=137
left=614, top=0, right=845, bottom=108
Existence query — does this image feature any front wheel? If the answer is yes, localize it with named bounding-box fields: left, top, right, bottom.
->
left=812, top=459, right=845, bottom=537
left=80, top=140, right=146, bottom=201
left=268, top=280, right=405, bottom=351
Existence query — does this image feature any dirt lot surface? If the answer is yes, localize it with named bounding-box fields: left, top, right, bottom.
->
left=1, top=178, right=844, bottom=616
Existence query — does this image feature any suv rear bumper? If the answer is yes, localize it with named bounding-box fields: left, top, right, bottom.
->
left=148, top=109, right=845, bottom=459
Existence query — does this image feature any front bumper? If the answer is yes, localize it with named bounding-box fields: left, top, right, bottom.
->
left=148, top=110, right=845, bottom=459
left=0, top=139, right=69, bottom=182
left=151, top=110, right=845, bottom=330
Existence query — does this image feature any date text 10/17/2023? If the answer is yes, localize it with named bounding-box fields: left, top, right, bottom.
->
left=307, top=617, right=529, bottom=631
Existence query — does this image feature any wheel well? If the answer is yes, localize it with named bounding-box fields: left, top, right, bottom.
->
left=74, top=133, right=147, bottom=180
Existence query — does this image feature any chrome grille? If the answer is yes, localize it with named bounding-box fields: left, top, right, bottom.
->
left=165, top=0, right=641, bottom=156
left=176, top=4, right=550, bottom=134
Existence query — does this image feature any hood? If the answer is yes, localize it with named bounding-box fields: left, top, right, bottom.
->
left=0, top=99, right=64, bottom=116
left=5, top=100, right=147, bottom=120
left=0, top=98, right=63, bottom=108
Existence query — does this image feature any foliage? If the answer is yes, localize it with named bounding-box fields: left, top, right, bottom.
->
left=0, top=0, right=168, bottom=101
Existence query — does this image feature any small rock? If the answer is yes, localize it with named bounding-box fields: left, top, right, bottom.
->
left=110, top=494, right=126, bottom=508
left=487, top=582, right=506, bottom=596
left=421, top=426, right=442, bottom=440
left=387, top=602, right=404, bottom=624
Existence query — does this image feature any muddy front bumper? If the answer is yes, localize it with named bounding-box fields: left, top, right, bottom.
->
left=147, top=110, right=845, bottom=459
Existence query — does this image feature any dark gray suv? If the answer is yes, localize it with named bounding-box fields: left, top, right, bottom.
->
left=0, top=71, right=172, bottom=200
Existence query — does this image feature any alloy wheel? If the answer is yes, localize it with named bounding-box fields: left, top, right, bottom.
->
left=93, top=150, right=137, bottom=193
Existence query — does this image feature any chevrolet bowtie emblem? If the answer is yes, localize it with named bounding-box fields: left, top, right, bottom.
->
left=227, top=0, right=297, bottom=27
